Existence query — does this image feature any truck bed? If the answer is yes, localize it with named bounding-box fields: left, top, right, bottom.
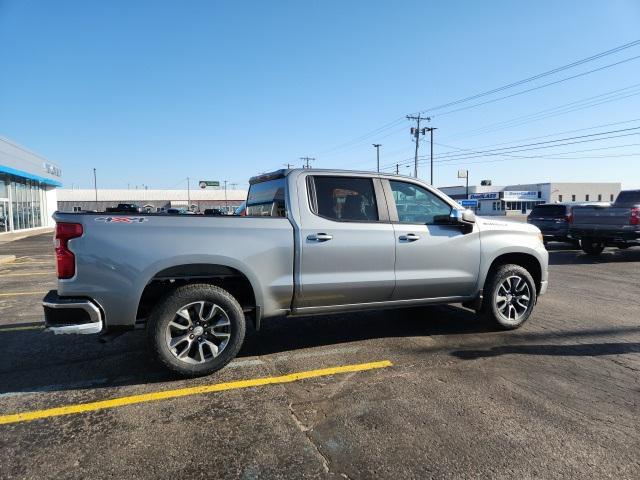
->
left=54, top=212, right=295, bottom=328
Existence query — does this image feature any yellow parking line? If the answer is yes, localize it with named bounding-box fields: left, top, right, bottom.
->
left=1, top=272, right=51, bottom=277
left=0, top=360, right=393, bottom=425
left=0, top=291, right=48, bottom=297
left=0, top=325, right=43, bottom=333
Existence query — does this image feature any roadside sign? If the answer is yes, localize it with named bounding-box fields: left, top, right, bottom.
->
left=460, top=199, right=478, bottom=209
left=457, top=169, right=468, bottom=179
left=199, top=180, right=220, bottom=189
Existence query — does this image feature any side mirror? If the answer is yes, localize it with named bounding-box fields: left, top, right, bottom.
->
left=450, top=208, right=476, bottom=224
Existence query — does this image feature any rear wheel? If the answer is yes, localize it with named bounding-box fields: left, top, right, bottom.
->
left=482, top=264, right=537, bottom=330
left=147, top=284, right=246, bottom=377
left=581, top=238, right=605, bottom=255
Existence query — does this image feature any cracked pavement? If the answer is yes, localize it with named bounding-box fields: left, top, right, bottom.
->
left=0, top=234, right=639, bottom=479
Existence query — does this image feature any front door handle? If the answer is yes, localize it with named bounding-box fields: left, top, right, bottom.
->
left=399, top=233, right=420, bottom=242
left=307, top=233, right=333, bottom=242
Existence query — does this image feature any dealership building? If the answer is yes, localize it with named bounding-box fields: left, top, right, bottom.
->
left=440, top=182, right=622, bottom=216
left=0, top=138, right=62, bottom=234
left=57, top=188, right=248, bottom=214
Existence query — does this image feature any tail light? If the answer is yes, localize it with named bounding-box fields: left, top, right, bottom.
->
left=55, top=222, right=83, bottom=279
left=631, top=207, right=640, bottom=226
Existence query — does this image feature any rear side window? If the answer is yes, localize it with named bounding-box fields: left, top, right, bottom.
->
left=246, top=178, right=286, bottom=217
left=530, top=205, right=566, bottom=217
left=311, top=176, right=379, bottom=222
left=615, top=190, right=640, bottom=205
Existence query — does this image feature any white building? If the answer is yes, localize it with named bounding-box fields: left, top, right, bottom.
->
left=57, top=188, right=248, bottom=214
left=0, top=138, right=62, bottom=234
left=440, top=182, right=622, bottom=216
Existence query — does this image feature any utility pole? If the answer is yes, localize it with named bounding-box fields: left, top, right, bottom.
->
left=372, top=144, right=382, bottom=172
left=406, top=115, right=436, bottom=183
left=283, top=163, right=293, bottom=169
left=93, top=168, right=98, bottom=208
left=406, top=115, right=426, bottom=178
left=300, top=157, right=315, bottom=169
left=395, top=163, right=399, bottom=174
left=187, top=177, right=191, bottom=211
left=224, top=180, right=228, bottom=210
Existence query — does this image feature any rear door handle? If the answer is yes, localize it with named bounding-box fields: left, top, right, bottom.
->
left=399, top=233, right=420, bottom=242
left=307, top=233, right=333, bottom=242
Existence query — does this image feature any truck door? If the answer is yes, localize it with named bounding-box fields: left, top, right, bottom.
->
left=384, top=179, right=480, bottom=300
left=294, top=174, right=396, bottom=310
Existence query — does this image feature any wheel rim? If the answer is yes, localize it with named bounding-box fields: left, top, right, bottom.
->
left=165, top=301, right=231, bottom=365
left=495, top=275, right=531, bottom=324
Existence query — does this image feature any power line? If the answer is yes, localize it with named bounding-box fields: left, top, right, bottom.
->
left=412, top=39, right=640, bottom=115
left=381, top=127, right=640, bottom=171
left=443, top=83, right=640, bottom=141
left=315, top=39, right=640, bottom=158
left=423, top=54, right=640, bottom=119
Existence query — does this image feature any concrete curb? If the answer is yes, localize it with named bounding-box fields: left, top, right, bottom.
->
left=0, top=255, right=16, bottom=265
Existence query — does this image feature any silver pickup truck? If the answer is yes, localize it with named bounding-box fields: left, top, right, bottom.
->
left=43, top=169, right=548, bottom=376
left=570, top=190, right=640, bottom=255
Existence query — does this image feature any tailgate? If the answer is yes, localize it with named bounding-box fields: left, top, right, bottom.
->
left=572, top=206, right=630, bottom=227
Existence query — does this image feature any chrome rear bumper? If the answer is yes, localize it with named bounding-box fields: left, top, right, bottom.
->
left=42, top=290, right=103, bottom=335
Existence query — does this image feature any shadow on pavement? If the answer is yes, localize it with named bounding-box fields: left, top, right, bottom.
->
left=0, top=305, right=488, bottom=395
left=547, top=245, right=640, bottom=265
left=2, top=305, right=639, bottom=395
left=451, top=342, right=640, bottom=360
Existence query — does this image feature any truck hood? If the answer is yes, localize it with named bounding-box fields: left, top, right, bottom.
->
left=475, top=216, right=540, bottom=234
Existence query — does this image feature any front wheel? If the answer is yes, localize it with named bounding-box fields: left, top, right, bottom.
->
left=482, top=264, right=537, bottom=330
left=581, top=238, right=605, bottom=255
left=147, top=284, right=246, bottom=377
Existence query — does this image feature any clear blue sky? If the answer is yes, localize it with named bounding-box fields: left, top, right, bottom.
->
left=1, top=0, right=639, bottom=190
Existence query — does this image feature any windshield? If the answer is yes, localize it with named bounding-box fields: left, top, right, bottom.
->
left=530, top=205, right=566, bottom=217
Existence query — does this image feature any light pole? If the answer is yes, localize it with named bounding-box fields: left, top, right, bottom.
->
left=187, top=177, right=191, bottom=211
left=93, top=168, right=98, bottom=209
left=372, top=144, right=382, bottom=172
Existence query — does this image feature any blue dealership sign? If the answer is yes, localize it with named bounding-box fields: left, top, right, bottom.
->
left=460, top=199, right=478, bottom=209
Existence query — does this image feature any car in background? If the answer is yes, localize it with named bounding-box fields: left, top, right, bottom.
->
left=570, top=190, right=640, bottom=255
left=105, top=203, right=142, bottom=213
left=527, top=202, right=609, bottom=247
left=165, top=208, right=195, bottom=215
left=203, top=208, right=225, bottom=216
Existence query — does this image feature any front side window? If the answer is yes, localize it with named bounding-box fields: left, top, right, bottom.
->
left=246, top=178, right=286, bottom=217
left=389, top=180, right=451, bottom=224
left=312, top=176, right=378, bottom=222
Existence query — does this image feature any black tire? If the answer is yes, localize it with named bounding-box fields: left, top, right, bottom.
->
left=147, top=283, right=246, bottom=377
left=569, top=239, right=581, bottom=249
left=482, top=264, right=537, bottom=330
left=581, top=238, right=605, bottom=255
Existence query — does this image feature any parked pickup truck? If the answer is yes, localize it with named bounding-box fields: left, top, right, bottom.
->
left=570, top=190, right=640, bottom=255
left=43, top=169, right=548, bottom=376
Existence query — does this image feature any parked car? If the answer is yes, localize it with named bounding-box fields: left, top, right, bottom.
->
left=527, top=202, right=609, bottom=247
left=43, top=169, right=548, bottom=377
left=203, top=208, right=225, bottom=216
left=570, top=190, right=640, bottom=255
left=105, top=203, right=141, bottom=213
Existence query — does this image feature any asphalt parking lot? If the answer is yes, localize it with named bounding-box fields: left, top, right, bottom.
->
left=0, top=233, right=638, bottom=479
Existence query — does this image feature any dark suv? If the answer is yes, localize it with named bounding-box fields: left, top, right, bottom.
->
left=527, top=203, right=580, bottom=246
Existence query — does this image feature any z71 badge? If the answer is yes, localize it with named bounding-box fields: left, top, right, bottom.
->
left=94, top=217, right=148, bottom=224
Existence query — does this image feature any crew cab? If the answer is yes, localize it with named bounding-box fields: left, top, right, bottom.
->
left=43, top=169, right=548, bottom=376
left=570, top=190, right=640, bottom=255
